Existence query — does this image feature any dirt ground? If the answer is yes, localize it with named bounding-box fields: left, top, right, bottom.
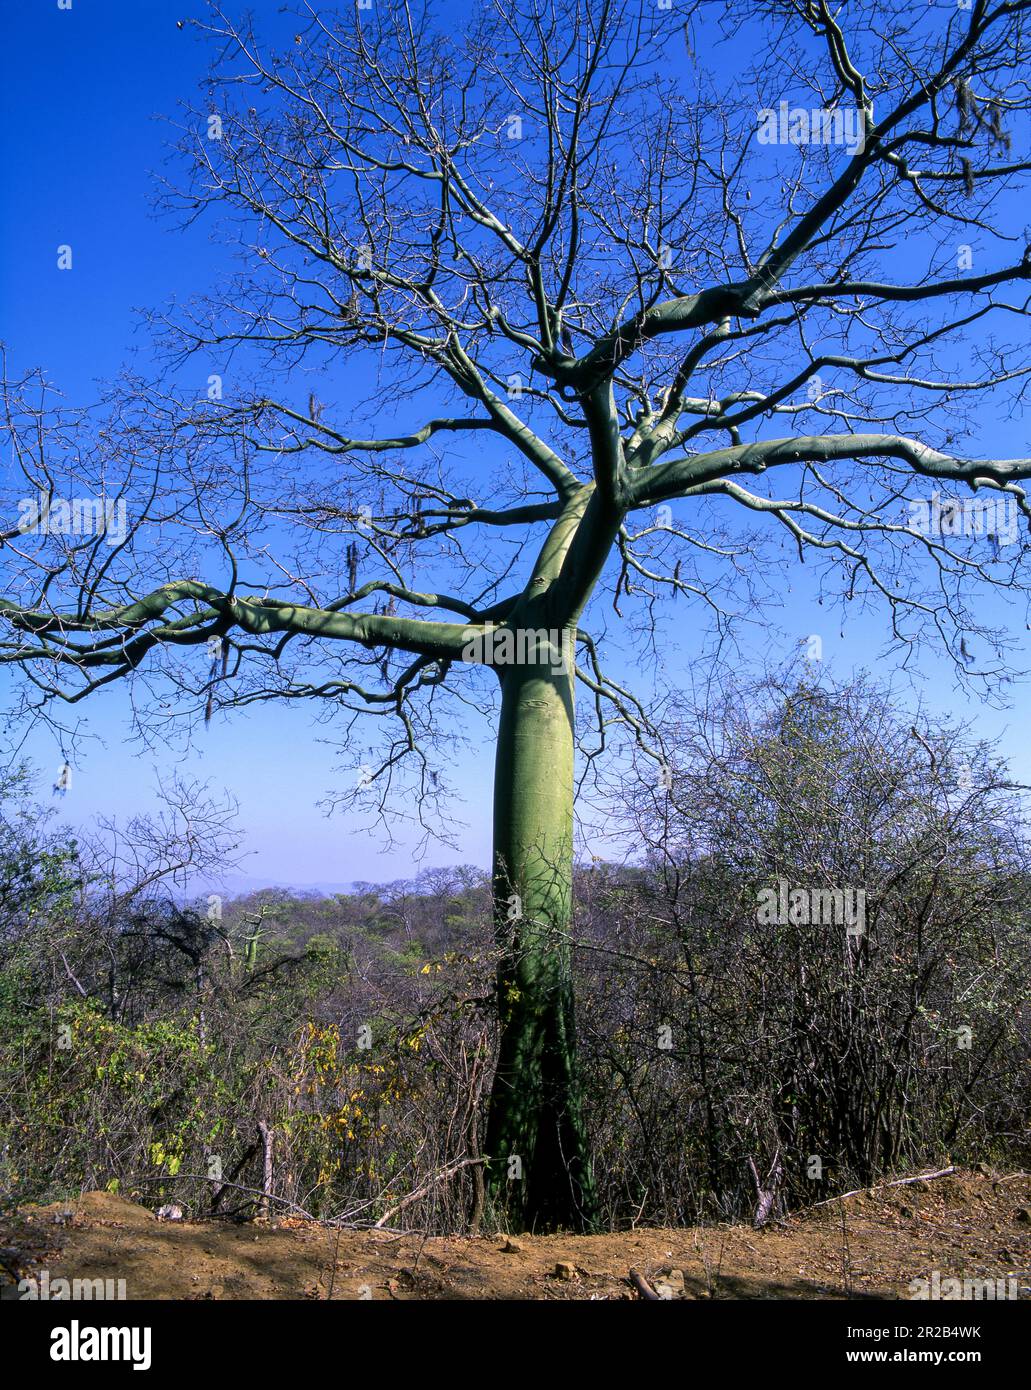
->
left=2, top=1167, right=1029, bottom=1300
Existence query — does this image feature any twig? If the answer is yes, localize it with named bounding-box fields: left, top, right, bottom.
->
left=629, top=1267, right=662, bottom=1301
left=57, top=951, right=89, bottom=999
left=372, top=1158, right=485, bottom=1229
left=126, top=1173, right=317, bottom=1221
left=325, top=1218, right=346, bottom=1302
left=748, top=1147, right=783, bottom=1228
left=811, top=1166, right=955, bottom=1209
left=257, top=1120, right=274, bottom=1221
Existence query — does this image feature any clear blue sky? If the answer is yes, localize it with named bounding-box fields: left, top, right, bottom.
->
left=1, top=1, right=1028, bottom=890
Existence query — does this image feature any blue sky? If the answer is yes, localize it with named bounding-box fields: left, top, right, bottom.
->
left=1, top=1, right=1029, bottom=890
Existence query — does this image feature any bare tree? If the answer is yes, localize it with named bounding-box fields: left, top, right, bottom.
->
left=3, top=0, right=1031, bottom=1228
left=601, top=669, right=1031, bottom=1217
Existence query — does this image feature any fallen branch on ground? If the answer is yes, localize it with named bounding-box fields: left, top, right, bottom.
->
left=812, top=1166, right=955, bottom=1209
left=124, top=1174, right=318, bottom=1221
left=628, top=1267, right=662, bottom=1301
left=372, top=1157, right=485, bottom=1229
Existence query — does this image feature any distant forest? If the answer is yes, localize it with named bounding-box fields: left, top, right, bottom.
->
left=3, top=675, right=1028, bottom=1233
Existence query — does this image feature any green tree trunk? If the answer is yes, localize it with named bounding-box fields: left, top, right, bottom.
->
left=483, top=647, right=598, bottom=1232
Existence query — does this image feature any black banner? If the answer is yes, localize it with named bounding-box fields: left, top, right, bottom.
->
left=5, top=1298, right=1025, bottom=1374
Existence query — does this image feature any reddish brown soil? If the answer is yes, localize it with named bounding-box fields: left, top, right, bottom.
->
left=2, top=1168, right=1029, bottom=1300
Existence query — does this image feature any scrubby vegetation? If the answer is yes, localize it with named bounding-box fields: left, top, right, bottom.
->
left=2, top=677, right=1028, bottom=1233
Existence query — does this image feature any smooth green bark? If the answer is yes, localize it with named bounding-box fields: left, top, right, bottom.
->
left=483, top=649, right=598, bottom=1232
left=480, top=485, right=617, bottom=1232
